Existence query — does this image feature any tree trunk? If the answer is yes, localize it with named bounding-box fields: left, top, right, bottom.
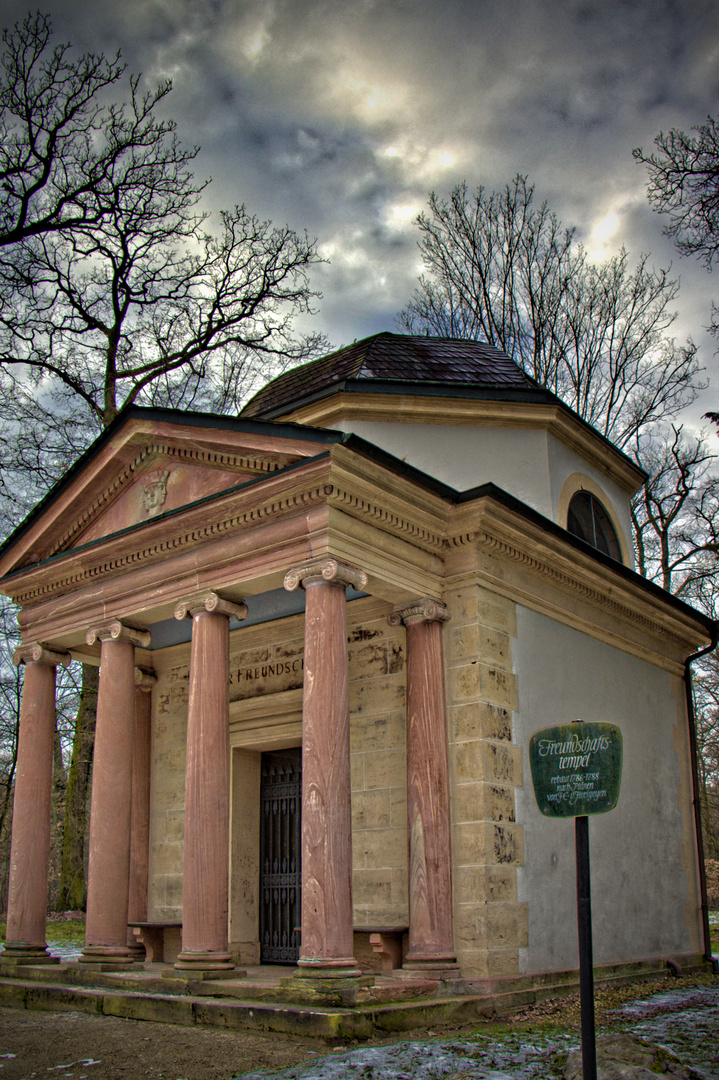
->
left=55, top=663, right=98, bottom=911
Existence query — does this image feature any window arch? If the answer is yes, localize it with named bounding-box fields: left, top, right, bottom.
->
left=567, top=490, right=622, bottom=561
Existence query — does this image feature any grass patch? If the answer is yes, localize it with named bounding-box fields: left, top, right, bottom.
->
left=0, top=915, right=85, bottom=946
left=470, top=970, right=719, bottom=1038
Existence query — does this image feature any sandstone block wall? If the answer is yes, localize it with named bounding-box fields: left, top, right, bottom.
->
left=147, top=585, right=530, bottom=976
left=444, top=576, right=528, bottom=978
left=148, top=653, right=188, bottom=919
left=348, top=598, right=408, bottom=927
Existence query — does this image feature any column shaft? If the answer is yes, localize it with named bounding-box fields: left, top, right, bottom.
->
left=392, top=601, right=456, bottom=967
left=284, top=558, right=366, bottom=974
left=173, top=592, right=246, bottom=971
left=4, top=651, right=65, bottom=960
left=82, top=638, right=137, bottom=962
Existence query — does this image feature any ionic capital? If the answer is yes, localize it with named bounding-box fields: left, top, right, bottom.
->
left=388, top=598, right=451, bottom=628
left=12, top=642, right=72, bottom=668
left=86, top=621, right=152, bottom=648
left=283, top=557, right=367, bottom=593
left=174, top=591, right=248, bottom=622
left=134, top=666, right=158, bottom=692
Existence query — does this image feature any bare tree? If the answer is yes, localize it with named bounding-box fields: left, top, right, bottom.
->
left=398, top=176, right=701, bottom=448
left=0, top=601, right=22, bottom=911
left=0, top=12, right=141, bottom=247
left=629, top=426, right=719, bottom=601
left=691, top=648, right=719, bottom=862
left=628, top=425, right=719, bottom=858
left=634, top=117, right=719, bottom=270
left=635, top=116, right=719, bottom=337
left=634, top=120, right=719, bottom=864
left=4, top=202, right=325, bottom=429
left=0, top=12, right=327, bottom=909
left=397, top=178, right=574, bottom=387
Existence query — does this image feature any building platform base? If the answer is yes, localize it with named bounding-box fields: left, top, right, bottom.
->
left=0, top=954, right=711, bottom=1041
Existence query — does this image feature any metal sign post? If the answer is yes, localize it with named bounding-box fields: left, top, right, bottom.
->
left=575, top=811, right=596, bottom=1080
left=529, top=720, right=623, bottom=1080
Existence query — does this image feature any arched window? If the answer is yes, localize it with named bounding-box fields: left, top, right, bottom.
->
left=567, top=491, right=622, bottom=561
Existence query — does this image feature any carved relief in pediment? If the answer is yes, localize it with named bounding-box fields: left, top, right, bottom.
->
left=141, top=469, right=170, bottom=517
left=50, top=443, right=282, bottom=556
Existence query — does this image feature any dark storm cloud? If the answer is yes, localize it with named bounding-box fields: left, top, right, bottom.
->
left=1, top=0, right=718, bottom=413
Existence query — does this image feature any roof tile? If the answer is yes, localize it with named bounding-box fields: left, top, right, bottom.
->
left=240, top=332, right=536, bottom=418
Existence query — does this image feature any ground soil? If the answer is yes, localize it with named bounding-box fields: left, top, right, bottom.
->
left=0, top=1003, right=464, bottom=1080
left=0, top=1005, right=351, bottom=1080
left=0, top=974, right=717, bottom=1080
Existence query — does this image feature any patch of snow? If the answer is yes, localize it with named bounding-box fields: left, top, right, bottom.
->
left=234, top=986, right=719, bottom=1080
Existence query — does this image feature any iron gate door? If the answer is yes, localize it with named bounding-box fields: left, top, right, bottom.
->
left=259, top=747, right=301, bottom=963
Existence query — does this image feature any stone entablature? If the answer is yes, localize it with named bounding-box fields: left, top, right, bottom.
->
left=3, top=432, right=706, bottom=676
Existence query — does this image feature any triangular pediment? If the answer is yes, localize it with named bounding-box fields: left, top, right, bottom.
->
left=0, top=409, right=337, bottom=576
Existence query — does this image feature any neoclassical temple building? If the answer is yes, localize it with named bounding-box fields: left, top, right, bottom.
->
left=1, top=334, right=715, bottom=991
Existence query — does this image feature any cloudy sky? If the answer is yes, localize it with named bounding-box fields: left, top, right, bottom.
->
left=3, top=0, right=719, bottom=424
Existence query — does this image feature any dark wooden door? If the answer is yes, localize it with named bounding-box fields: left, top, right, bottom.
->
left=259, top=747, right=301, bottom=963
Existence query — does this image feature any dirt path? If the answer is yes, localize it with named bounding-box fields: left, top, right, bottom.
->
left=0, top=1007, right=347, bottom=1080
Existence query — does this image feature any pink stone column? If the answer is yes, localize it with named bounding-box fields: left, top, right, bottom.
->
left=173, top=592, right=247, bottom=972
left=284, top=557, right=367, bottom=975
left=81, top=621, right=151, bottom=965
left=4, top=644, right=71, bottom=962
left=389, top=599, right=457, bottom=970
left=126, top=667, right=156, bottom=956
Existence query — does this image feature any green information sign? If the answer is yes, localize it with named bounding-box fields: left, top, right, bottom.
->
left=529, top=721, right=623, bottom=818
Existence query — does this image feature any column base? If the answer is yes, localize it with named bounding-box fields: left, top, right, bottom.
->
left=296, top=956, right=362, bottom=978
left=401, top=956, right=462, bottom=980
left=280, top=970, right=374, bottom=1006
left=173, top=950, right=234, bottom=973
left=1, top=942, right=59, bottom=965
left=79, top=945, right=135, bottom=966
left=163, top=967, right=244, bottom=985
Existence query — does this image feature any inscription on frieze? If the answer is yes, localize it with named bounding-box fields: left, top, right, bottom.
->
left=229, top=651, right=304, bottom=700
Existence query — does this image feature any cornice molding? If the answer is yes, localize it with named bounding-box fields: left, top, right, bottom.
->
left=449, top=501, right=710, bottom=663
left=283, top=393, right=643, bottom=494
left=328, top=483, right=446, bottom=550
left=8, top=477, right=335, bottom=606
left=3, top=448, right=709, bottom=667
left=480, top=529, right=668, bottom=635
left=48, top=442, right=282, bottom=559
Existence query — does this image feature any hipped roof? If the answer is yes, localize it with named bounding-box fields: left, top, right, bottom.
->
left=240, top=332, right=543, bottom=418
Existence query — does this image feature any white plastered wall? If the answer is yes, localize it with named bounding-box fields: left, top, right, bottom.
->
left=333, top=420, right=554, bottom=516
left=334, top=420, right=635, bottom=557
left=512, top=605, right=698, bottom=975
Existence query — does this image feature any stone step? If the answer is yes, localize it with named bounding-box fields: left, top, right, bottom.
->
left=0, top=953, right=713, bottom=1040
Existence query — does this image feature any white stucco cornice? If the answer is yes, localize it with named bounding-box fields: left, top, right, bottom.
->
left=282, top=393, right=645, bottom=496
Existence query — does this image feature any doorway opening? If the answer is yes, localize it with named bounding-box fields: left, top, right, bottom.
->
left=259, top=747, right=301, bottom=963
